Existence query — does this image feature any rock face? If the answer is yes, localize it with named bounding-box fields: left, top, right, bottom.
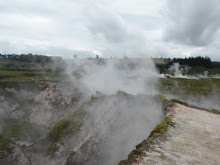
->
left=132, top=103, right=220, bottom=165
left=0, top=81, right=164, bottom=165
left=0, top=81, right=83, bottom=165
left=0, top=81, right=82, bottom=127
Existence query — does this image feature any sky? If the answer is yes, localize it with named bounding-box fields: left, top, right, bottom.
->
left=0, top=0, right=220, bottom=60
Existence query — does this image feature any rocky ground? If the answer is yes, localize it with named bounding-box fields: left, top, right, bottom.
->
left=133, top=103, right=220, bottom=165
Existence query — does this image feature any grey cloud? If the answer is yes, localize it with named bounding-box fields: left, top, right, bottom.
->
left=85, top=6, right=129, bottom=43
left=84, top=5, right=150, bottom=57
left=1, top=0, right=220, bottom=60
left=164, top=0, right=220, bottom=46
left=0, top=40, right=15, bottom=53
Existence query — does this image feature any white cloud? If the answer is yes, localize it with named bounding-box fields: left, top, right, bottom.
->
left=0, top=0, right=220, bottom=60
left=164, top=0, right=220, bottom=46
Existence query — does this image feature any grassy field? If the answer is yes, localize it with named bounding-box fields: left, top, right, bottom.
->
left=159, top=78, right=220, bottom=97
left=188, top=66, right=220, bottom=75
left=1, top=69, right=220, bottom=95
left=0, top=70, right=66, bottom=82
left=0, top=119, right=48, bottom=143
left=0, top=58, right=52, bottom=70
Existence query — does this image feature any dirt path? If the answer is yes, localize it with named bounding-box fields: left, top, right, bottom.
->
left=139, top=103, right=220, bottom=165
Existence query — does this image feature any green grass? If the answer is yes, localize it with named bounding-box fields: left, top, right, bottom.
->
left=170, top=99, right=189, bottom=106
left=0, top=58, right=52, bottom=70
left=159, top=78, right=220, bottom=98
left=0, top=133, right=13, bottom=158
left=48, top=108, right=85, bottom=142
left=48, top=119, right=70, bottom=142
left=0, top=70, right=66, bottom=82
left=119, top=116, right=172, bottom=165
left=66, top=150, right=76, bottom=163
left=48, top=108, right=86, bottom=154
left=1, top=118, right=48, bottom=142
left=150, top=116, right=171, bottom=135
left=188, top=66, right=220, bottom=75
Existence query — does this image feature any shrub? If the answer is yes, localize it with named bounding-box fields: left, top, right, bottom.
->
left=48, top=119, right=70, bottom=142
left=0, top=133, right=13, bottom=158
left=151, top=116, right=171, bottom=135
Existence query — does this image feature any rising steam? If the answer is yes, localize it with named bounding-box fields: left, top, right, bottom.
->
left=62, top=58, right=163, bottom=165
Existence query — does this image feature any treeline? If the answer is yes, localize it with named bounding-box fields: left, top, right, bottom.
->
left=171, top=56, right=212, bottom=68
left=0, top=54, right=63, bottom=71
left=0, top=54, right=55, bottom=63
left=156, top=56, right=220, bottom=74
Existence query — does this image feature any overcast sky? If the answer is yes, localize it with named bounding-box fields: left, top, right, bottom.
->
left=0, top=0, right=220, bottom=60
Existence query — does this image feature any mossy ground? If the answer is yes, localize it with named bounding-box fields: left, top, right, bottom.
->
left=0, top=118, right=48, bottom=143
left=0, top=133, right=13, bottom=158
left=48, top=108, right=85, bottom=154
left=150, top=116, right=172, bottom=135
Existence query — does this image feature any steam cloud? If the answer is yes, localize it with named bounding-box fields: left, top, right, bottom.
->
left=161, top=62, right=220, bottom=79
left=63, top=58, right=163, bottom=165
left=64, top=58, right=159, bottom=96
left=160, top=63, right=220, bottom=111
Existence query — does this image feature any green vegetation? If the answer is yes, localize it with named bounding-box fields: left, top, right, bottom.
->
left=170, top=99, right=189, bottom=106
left=1, top=119, right=48, bottom=143
left=48, top=108, right=85, bottom=154
left=66, top=150, right=76, bottom=163
left=159, top=78, right=220, bottom=98
left=48, top=143, right=58, bottom=154
left=207, top=109, right=220, bottom=115
left=171, top=99, right=220, bottom=115
left=187, top=66, right=220, bottom=75
left=49, top=119, right=70, bottom=142
left=0, top=70, right=65, bottom=82
left=150, top=116, right=172, bottom=135
left=0, top=133, right=13, bottom=158
left=160, top=95, right=174, bottom=106
left=155, top=56, right=220, bottom=74
left=49, top=109, right=85, bottom=142
left=0, top=54, right=56, bottom=70
left=119, top=116, right=172, bottom=165
left=171, top=56, right=212, bottom=68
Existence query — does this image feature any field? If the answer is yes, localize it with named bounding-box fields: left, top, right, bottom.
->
left=0, top=70, right=65, bottom=82
left=159, top=78, right=220, bottom=97
left=1, top=69, right=220, bottom=96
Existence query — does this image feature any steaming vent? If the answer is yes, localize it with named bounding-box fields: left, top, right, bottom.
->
left=63, top=58, right=163, bottom=165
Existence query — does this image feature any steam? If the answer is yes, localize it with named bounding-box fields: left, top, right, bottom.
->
left=165, top=91, right=220, bottom=111
left=62, top=58, right=163, bottom=165
left=78, top=94, right=162, bottom=165
left=162, top=76, right=220, bottom=111
left=161, top=62, right=220, bottom=79
left=64, top=58, right=159, bottom=96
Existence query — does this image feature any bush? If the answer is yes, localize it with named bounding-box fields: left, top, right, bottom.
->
left=48, top=119, right=70, bottom=142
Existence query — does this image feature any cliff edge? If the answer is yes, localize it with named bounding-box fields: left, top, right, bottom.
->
left=122, top=103, right=220, bottom=165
